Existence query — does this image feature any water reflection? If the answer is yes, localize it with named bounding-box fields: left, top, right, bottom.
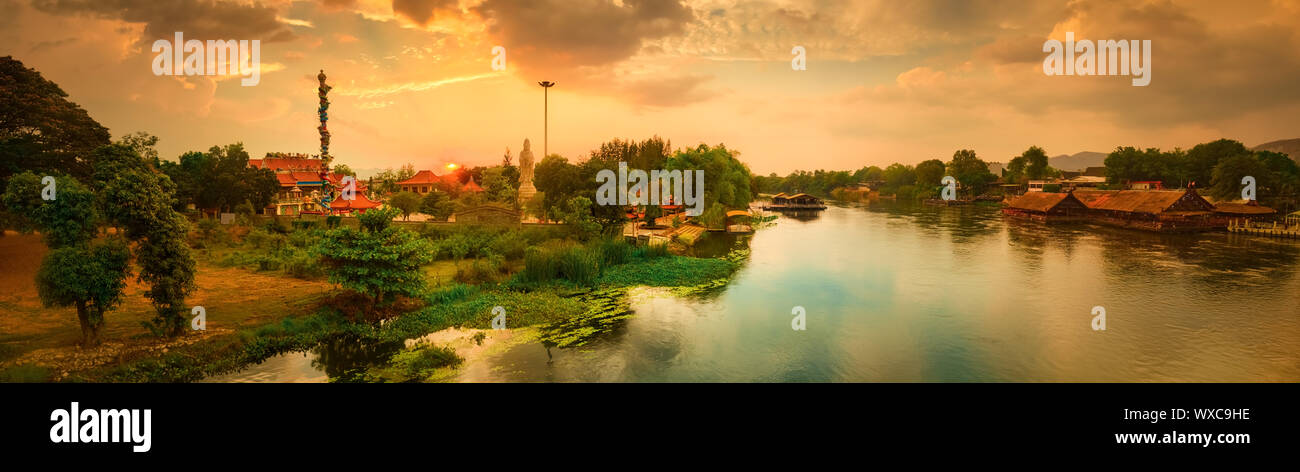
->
left=203, top=333, right=402, bottom=383
left=463, top=202, right=1300, bottom=382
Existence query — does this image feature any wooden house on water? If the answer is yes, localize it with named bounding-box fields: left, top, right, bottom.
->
left=1001, top=192, right=1088, bottom=222
left=725, top=210, right=754, bottom=234
left=764, top=192, right=827, bottom=211
left=1207, top=199, right=1277, bottom=222
left=1073, top=189, right=1218, bottom=232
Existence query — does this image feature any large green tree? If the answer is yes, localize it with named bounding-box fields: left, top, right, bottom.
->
left=1186, top=139, right=1249, bottom=189
left=0, top=56, right=111, bottom=185
left=3, top=173, right=130, bottom=346
left=946, top=149, right=996, bottom=196
left=94, top=144, right=197, bottom=337
left=419, top=190, right=456, bottom=221
left=389, top=191, right=422, bottom=220
left=314, top=207, right=434, bottom=310
left=160, top=143, right=278, bottom=213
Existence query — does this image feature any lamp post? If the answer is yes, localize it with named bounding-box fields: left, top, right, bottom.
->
left=538, top=81, right=555, bottom=158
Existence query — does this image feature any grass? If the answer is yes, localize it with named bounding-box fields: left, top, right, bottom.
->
left=0, top=363, right=52, bottom=382
left=2, top=220, right=752, bottom=382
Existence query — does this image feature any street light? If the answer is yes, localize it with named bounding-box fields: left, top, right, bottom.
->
left=538, top=81, right=555, bottom=158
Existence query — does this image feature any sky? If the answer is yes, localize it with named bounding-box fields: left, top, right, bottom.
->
left=3, top=0, right=1300, bottom=176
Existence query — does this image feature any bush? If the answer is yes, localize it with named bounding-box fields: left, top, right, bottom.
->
left=519, top=245, right=600, bottom=286
left=262, top=219, right=289, bottom=234
left=244, top=228, right=285, bottom=250
left=288, top=229, right=319, bottom=248
left=284, top=250, right=325, bottom=279
left=455, top=254, right=508, bottom=284
left=196, top=217, right=222, bottom=243
left=487, top=231, right=528, bottom=260
left=325, top=215, right=342, bottom=229
left=593, top=237, right=634, bottom=266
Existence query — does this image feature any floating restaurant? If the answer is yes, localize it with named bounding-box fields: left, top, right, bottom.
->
left=1001, top=191, right=1089, bottom=223
left=763, top=192, right=827, bottom=210
left=1067, top=189, right=1219, bottom=232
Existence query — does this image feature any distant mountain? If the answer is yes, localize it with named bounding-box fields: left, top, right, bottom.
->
left=1251, top=138, right=1300, bottom=163
left=1050, top=151, right=1107, bottom=171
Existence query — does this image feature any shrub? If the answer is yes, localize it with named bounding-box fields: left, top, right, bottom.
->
left=263, top=219, right=289, bottom=234
left=425, top=284, right=478, bottom=305
left=454, top=254, right=508, bottom=284
left=519, top=245, right=601, bottom=286
left=244, top=228, right=285, bottom=250
left=284, top=250, right=325, bottom=279
left=196, top=217, right=222, bottom=242
left=593, top=237, right=634, bottom=266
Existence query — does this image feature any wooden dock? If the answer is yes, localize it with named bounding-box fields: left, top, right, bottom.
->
left=1227, top=219, right=1300, bottom=239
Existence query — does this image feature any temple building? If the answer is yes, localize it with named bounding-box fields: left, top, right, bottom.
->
left=396, top=170, right=484, bottom=195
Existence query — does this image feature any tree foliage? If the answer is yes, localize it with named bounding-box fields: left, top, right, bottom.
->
left=419, top=190, right=456, bottom=221
left=0, top=56, right=111, bottom=185
left=159, top=143, right=278, bottom=213
left=94, top=143, right=197, bottom=337
left=315, top=207, right=434, bottom=308
left=3, top=172, right=128, bottom=345
left=389, top=191, right=422, bottom=220
left=945, top=149, right=996, bottom=196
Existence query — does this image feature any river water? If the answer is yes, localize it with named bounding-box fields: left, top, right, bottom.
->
left=211, top=201, right=1300, bottom=382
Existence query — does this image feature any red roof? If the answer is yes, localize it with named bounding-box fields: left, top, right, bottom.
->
left=255, top=158, right=322, bottom=172
left=330, top=193, right=382, bottom=211
left=275, top=171, right=328, bottom=187
left=397, top=170, right=441, bottom=185
left=461, top=177, right=483, bottom=193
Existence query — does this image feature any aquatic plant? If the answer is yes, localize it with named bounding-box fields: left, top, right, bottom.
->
left=536, top=288, right=633, bottom=348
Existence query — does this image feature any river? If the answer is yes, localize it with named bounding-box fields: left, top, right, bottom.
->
left=211, top=201, right=1300, bottom=382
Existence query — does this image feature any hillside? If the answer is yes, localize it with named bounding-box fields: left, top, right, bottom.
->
left=1049, top=151, right=1107, bottom=171
left=1251, top=138, right=1300, bottom=162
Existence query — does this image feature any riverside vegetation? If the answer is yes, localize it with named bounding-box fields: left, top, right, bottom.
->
left=46, top=208, right=747, bottom=383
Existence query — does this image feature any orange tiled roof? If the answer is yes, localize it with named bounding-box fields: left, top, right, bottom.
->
left=397, top=170, right=441, bottom=185
left=331, top=193, right=382, bottom=210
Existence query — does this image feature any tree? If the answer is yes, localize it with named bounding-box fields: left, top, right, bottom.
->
left=1021, top=146, right=1050, bottom=180
left=160, top=143, right=278, bottom=213
left=534, top=154, right=582, bottom=221
left=643, top=204, right=663, bottom=226
left=0, top=56, right=111, bottom=185
left=665, top=143, right=754, bottom=208
left=419, top=190, right=455, bottom=221
left=1186, top=139, right=1249, bottom=189
left=882, top=163, right=916, bottom=190
left=914, top=159, right=946, bottom=187
left=332, top=164, right=355, bottom=177
left=389, top=191, right=422, bottom=220
left=94, top=143, right=197, bottom=337
left=946, top=149, right=996, bottom=196
left=557, top=196, right=601, bottom=242
left=3, top=172, right=129, bottom=346
left=314, top=207, right=434, bottom=310
left=1209, top=154, right=1268, bottom=201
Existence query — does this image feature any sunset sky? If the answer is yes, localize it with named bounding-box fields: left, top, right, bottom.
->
left=3, top=0, right=1299, bottom=175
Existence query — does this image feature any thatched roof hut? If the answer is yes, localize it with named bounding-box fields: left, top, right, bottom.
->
left=1002, top=192, right=1088, bottom=221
